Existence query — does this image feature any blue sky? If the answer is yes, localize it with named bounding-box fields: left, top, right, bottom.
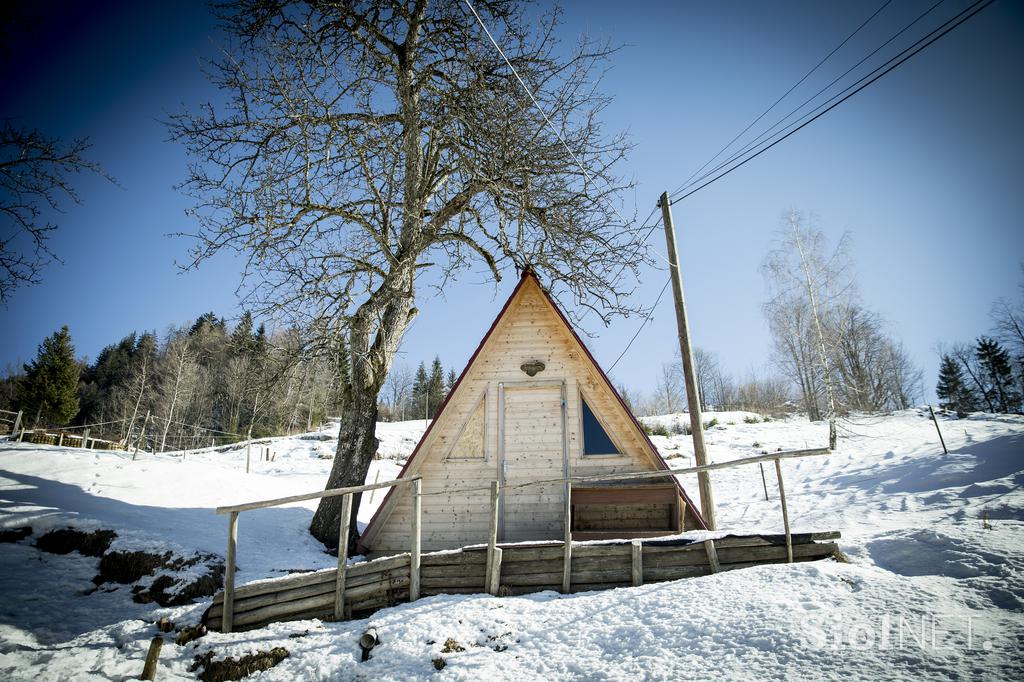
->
left=2, top=0, right=1022, bottom=402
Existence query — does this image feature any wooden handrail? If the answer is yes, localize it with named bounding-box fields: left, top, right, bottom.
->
left=215, top=475, right=422, bottom=514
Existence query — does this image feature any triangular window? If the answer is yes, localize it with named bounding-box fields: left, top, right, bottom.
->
left=582, top=398, right=620, bottom=456
left=446, top=396, right=485, bottom=459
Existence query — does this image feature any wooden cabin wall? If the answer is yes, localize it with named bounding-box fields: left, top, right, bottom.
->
left=366, top=279, right=685, bottom=556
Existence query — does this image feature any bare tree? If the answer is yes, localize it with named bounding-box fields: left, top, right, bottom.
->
left=763, top=210, right=853, bottom=446
left=169, top=0, right=647, bottom=548
left=651, top=362, right=684, bottom=415
left=0, top=123, right=114, bottom=303
left=157, top=333, right=198, bottom=452
left=382, top=363, right=414, bottom=421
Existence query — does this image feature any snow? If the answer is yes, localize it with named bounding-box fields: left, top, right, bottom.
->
left=1, top=410, right=1022, bottom=679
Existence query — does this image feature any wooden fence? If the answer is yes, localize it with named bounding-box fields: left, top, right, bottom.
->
left=205, top=531, right=839, bottom=632
left=206, top=446, right=837, bottom=633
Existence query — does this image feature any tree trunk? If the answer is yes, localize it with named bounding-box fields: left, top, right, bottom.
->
left=309, top=385, right=380, bottom=551
left=309, top=264, right=417, bottom=550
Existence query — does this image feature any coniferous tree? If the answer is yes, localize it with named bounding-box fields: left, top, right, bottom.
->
left=446, top=368, right=458, bottom=396
left=427, top=357, right=445, bottom=418
left=936, top=354, right=976, bottom=416
left=18, top=326, right=80, bottom=426
left=411, top=362, right=429, bottom=420
left=976, top=337, right=1019, bottom=413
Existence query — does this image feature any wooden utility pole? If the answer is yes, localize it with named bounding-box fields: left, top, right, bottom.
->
left=659, top=192, right=716, bottom=530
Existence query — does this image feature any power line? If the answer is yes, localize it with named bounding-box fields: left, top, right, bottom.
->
left=673, top=0, right=948, bottom=199
left=669, top=0, right=994, bottom=206
left=607, top=276, right=672, bottom=373
left=462, top=0, right=669, bottom=327
left=670, top=0, right=895, bottom=198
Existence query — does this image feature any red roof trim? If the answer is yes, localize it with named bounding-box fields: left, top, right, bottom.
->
left=358, top=268, right=706, bottom=551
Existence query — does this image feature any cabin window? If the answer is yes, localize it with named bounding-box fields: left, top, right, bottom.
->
left=446, top=396, right=485, bottom=459
left=581, top=398, right=620, bottom=456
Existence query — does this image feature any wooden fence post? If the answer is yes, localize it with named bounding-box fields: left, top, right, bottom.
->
left=704, top=539, right=720, bottom=573
left=928, top=405, right=949, bottom=455
left=140, top=635, right=163, bottom=681
left=631, top=539, right=643, bottom=586
left=12, top=410, right=22, bottom=438
left=223, top=511, right=239, bottom=633
left=759, top=462, right=769, bottom=501
left=82, top=427, right=90, bottom=449
left=334, top=493, right=353, bottom=620
left=488, top=547, right=503, bottom=597
left=486, top=480, right=500, bottom=595
left=774, top=459, right=793, bottom=563
left=410, top=479, right=422, bottom=602
left=562, top=481, right=572, bottom=593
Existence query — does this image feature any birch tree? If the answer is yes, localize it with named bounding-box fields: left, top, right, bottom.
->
left=169, top=0, right=647, bottom=547
left=763, top=210, right=852, bottom=447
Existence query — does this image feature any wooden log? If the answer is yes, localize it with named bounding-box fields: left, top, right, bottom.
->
left=775, top=459, right=793, bottom=563
left=562, top=481, right=572, bottom=593
left=420, top=563, right=488, bottom=579
left=572, top=544, right=632, bottom=559
left=421, top=575, right=486, bottom=589
left=643, top=565, right=711, bottom=582
left=223, top=511, right=238, bottom=633
left=421, top=551, right=487, bottom=567
left=569, top=567, right=633, bottom=584
left=410, top=478, right=421, bottom=602
left=212, top=554, right=413, bottom=606
left=498, top=559, right=564, bottom=576
left=140, top=636, right=163, bottom=680
left=334, top=492, right=353, bottom=620
left=500, top=571, right=570, bottom=587
left=631, top=540, right=643, bottom=586
left=487, top=547, right=502, bottom=596
left=421, top=586, right=484, bottom=597
left=485, top=480, right=500, bottom=594
left=704, top=539, right=720, bottom=573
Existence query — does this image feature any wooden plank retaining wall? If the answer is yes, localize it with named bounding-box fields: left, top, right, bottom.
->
left=204, top=531, right=839, bottom=632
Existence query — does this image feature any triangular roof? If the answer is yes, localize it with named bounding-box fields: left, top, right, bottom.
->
left=358, top=268, right=707, bottom=549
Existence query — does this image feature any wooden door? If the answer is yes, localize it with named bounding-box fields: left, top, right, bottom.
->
left=499, top=383, right=567, bottom=542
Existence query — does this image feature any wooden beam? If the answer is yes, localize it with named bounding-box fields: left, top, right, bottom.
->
left=704, top=539, right=720, bottom=573
left=333, top=493, right=353, bottom=620
left=562, top=481, right=572, bottom=593
left=223, top=511, right=239, bottom=633
left=631, top=540, right=643, bottom=586
left=486, top=480, right=500, bottom=594
left=775, top=459, right=793, bottom=563
left=571, top=486, right=678, bottom=505
left=410, top=478, right=422, bottom=601
left=215, top=476, right=421, bottom=514
left=488, top=547, right=503, bottom=596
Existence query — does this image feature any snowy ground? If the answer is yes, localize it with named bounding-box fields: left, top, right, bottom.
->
left=1, top=409, right=1022, bottom=679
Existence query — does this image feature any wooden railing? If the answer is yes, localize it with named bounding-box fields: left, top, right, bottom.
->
left=212, top=446, right=830, bottom=632
left=215, top=476, right=422, bottom=633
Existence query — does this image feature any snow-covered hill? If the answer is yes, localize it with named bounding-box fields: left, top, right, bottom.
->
left=1, top=410, right=1021, bottom=680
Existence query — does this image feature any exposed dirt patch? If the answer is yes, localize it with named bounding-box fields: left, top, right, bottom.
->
left=96, top=550, right=172, bottom=584
left=189, top=647, right=289, bottom=682
left=0, top=527, right=32, bottom=543
left=94, top=549, right=224, bottom=607
left=35, top=528, right=117, bottom=556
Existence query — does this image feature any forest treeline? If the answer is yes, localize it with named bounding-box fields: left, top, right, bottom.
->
left=0, top=311, right=465, bottom=447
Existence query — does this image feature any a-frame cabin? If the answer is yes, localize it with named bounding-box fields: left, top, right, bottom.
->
left=358, top=268, right=706, bottom=557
